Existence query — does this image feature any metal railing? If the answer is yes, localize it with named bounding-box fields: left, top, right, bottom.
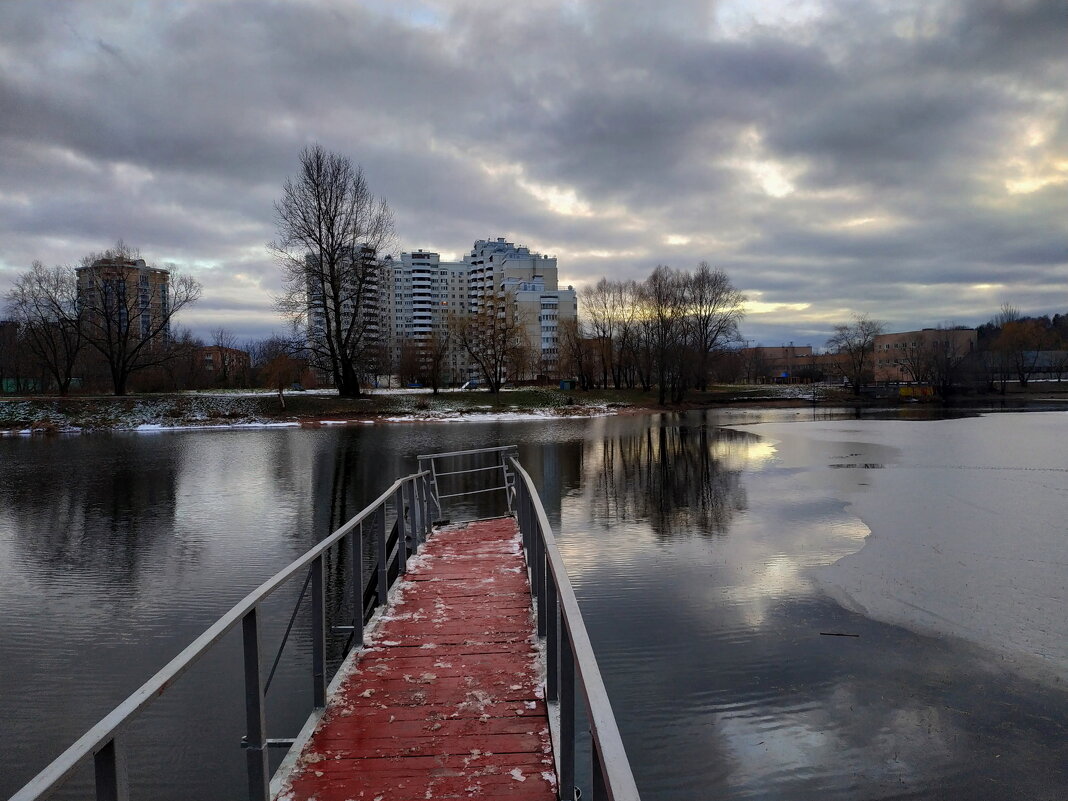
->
left=509, top=456, right=642, bottom=801
left=10, top=469, right=433, bottom=801
left=418, top=444, right=517, bottom=520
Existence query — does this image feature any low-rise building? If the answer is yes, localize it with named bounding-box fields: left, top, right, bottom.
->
left=873, top=328, right=977, bottom=383
left=197, top=346, right=251, bottom=385
left=737, top=344, right=814, bottom=382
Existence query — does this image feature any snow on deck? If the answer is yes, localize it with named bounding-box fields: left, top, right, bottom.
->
left=275, top=517, right=557, bottom=801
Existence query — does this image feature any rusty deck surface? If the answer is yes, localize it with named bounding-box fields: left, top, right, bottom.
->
left=276, top=517, right=558, bottom=801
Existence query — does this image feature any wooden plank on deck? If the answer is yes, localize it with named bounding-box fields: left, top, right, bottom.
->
left=276, top=517, right=558, bottom=801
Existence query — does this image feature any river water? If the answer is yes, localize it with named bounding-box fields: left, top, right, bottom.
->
left=2, top=409, right=1067, bottom=800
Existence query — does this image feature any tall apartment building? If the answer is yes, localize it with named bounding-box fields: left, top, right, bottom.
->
left=384, top=250, right=469, bottom=383
left=463, top=237, right=577, bottom=378
left=370, top=237, right=579, bottom=386
left=76, top=257, right=171, bottom=341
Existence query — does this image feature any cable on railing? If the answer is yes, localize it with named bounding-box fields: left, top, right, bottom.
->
left=263, top=565, right=314, bottom=695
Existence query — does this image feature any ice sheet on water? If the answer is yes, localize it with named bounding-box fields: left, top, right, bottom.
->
left=745, top=412, right=1068, bottom=684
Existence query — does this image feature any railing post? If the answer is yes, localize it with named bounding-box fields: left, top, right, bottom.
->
left=513, top=478, right=523, bottom=544
left=395, top=488, right=408, bottom=575
left=241, top=609, right=270, bottom=801
left=311, top=554, right=326, bottom=708
left=498, top=450, right=511, bottom=512
left=546, top=575, right=559, bottom=701
left=529, top=495, right=538, bottom=598
left=427, top=458, right=442, bottom=520
left=376, top=505, right=389, bottom=606
left=536, top=547, right=547, bottom=638
left=418, top=475, right=430, bottom=542
left=406, top=480, right=420, bottom=547
left=93, top=737, right=129, bottom=801
left=560, top=625, right=576, bottom=801
left=350, top=524, right=364, bottom=648
left=515, top=477, right=528, bottom=554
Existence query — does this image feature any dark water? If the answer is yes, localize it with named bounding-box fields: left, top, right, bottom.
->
left=2, top=410, right=1067, bottom=800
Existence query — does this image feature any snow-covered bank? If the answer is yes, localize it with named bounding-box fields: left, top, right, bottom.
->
left=0, top=397, right=619, bottom=435
left=740, top=412, right=1068, bottom=685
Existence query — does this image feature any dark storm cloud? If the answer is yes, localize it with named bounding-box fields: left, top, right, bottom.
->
left=0, top=0, right=1064, bottom=344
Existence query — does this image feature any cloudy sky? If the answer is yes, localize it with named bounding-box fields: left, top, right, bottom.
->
left=1, top=0, right=1065, bottom=347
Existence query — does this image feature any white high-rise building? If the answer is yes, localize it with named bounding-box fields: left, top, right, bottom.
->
left=465, top=237, right=577, bottom=378
left=384, top=250, right=469, bottom=383
left=381, top=238, right=579, bottom=385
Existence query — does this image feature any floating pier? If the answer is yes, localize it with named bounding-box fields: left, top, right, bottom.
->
left=276, top=517, right=556, bottom=800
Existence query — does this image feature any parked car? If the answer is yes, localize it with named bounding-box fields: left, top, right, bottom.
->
left=460, top=380, right=480, bottom=390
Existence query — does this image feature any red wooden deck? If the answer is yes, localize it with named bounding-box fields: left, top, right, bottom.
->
left=276, top=517, right=558, bottom=801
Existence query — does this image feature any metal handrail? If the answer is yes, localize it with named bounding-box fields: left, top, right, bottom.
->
left=418, top=445, right=517, bottom=519
left=10, top=469, right=432, bottom=801
left=509, top=456, right=642, bottom=801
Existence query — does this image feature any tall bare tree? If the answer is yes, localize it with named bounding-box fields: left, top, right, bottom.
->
left=685, top=262, right=746, bottom=391
left=612, top=279, right=642, bottom=388
left=827, top=314, right=884, bottom=395
left=270, top=145, right=394, bottom=397
left=455, top=300, right=526, bottom=394
left=581, top=278, right=616, bottom=388
left=5, top=261, right=84, bottom=395
left=78, top=241, right=201, bottom=396
left=249, top=335, right=304, bottom=408
left=558, top=317, right=595, bottom=390
left=643, top=265, right=689, bottom=404
left=927, top=327, right=974, bottom=397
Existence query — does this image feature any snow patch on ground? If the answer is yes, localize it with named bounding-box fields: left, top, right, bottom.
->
left=382, top=407, right=614, bottom=424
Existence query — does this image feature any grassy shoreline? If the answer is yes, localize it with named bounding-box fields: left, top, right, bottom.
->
left=2, top=384, right=1066, bottom=434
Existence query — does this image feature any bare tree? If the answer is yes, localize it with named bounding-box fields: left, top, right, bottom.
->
left=161, top=329, right=207, bottom=391
left=686, top=262, right=746, bottom=391
left=270, top=145, right=394, bottom=397
left=558, top=317, right=595, bottom=389
left=423, top=324, right=454, bottom=394
left=992, top=302, right=1021, bottom=328
left=614, top=279, right=642, bottom=388
left=995, top=319, right=1056, bottom=387
left=581, top=278, right=616, bottom=388
left=643, top=265, right=689, bottom=404
left=5, top=261, right=84, bottom=395
left=398, top=340, right=423, bottom=386
left=210, top=326, right=239, bottom=386
left=455, top=300, right=525, bottom=394
left=250, top=335, right=304, bottom=408
left=0, top=321, right=19, bottom=392
left=78, top=241, right=201, bottom=396
left=827, top=314, right=884, bottom=395
left=927, top=328, right=973, bottom=397
left=895, top=340, right=933, bottom=385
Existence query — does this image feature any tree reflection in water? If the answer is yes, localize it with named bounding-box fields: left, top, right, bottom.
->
left=589, top=421, right=755, bottom=539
